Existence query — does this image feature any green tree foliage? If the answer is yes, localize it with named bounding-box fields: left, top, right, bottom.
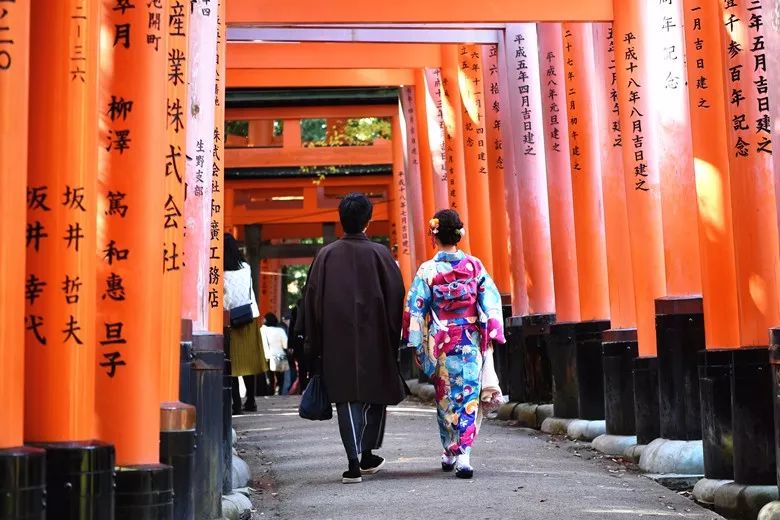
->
left=301, top=117, right=391, bottom=146
left=225, top=120, right=249, bottom=137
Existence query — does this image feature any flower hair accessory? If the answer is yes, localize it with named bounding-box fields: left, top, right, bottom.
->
left=457, top=227, right=466, bottom=237
left=429, top=218, right=440, bottom=235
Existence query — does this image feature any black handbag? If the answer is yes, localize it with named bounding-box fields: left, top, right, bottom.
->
left=298, top=371, right=332, bottom=421
left=229, top=276, right=254, bottom=328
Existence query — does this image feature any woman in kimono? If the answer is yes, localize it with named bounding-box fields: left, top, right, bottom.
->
left=402, top=209, right=505, bottom=479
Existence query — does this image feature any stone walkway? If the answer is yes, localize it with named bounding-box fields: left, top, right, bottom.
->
left=234, top=396, right=725, bottom=520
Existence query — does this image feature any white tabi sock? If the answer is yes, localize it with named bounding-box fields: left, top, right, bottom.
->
left=457, top=453, right=471, bottom=470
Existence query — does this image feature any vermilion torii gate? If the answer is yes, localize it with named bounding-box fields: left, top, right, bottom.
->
left=3, top=1, right=780, bottom=519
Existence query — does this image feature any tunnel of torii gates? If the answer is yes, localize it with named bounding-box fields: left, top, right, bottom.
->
left=4, top=0, right=780, bottom=518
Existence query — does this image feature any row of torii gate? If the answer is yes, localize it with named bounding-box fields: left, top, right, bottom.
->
left=3, top=0, right=780, bottom=519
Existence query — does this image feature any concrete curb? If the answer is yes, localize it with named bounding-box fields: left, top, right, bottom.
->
left=623, top=444, right=645, bottom=463
left=693, top=478, right=732, bottom=505
left=712, top=482, right=779, bottom=519
left=222, top=491, right=253, bottom=520
left=592, top=434, right=638, bottom=457
left=760, top=500, right=780, bottom=520
left=497, top=402, right=518, bottom=421
left=541, top=417, right=575, bottom=435
left=638, top=438, right=704, bottom=475
left=406, top=379, right=436, bottom=402
left=495, top=402, right=553, bottom=429
left=232, top=453, right=251, bottom=489
left=567, top=420, right=607, bottom=441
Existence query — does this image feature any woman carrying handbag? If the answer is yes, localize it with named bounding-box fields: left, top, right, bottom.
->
left=223, top=234, right=268, bottom=414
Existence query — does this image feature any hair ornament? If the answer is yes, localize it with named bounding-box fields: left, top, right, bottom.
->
left=457, top=227, right=466, bottom=236
left=429, top=218, right=440, bottom=235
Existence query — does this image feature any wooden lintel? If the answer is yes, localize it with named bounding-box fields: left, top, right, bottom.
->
left=225, top=143, right=392, bottom=168
left=227, top=42, right=441, bottom=69
left=227, top=68, right=416, bottom=88
left=226, top=0, right=613, bottom=24
left=226, top=105, right=398, bottom=121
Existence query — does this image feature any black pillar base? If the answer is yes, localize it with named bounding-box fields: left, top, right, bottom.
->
left=548, top=321, right=578, bottom=418
left=633, top=356, right=660, bottom=445
left=602, top=328, right=638, bottom=436
left=160, top=402, right=196, bottom=520
left=575, top=320, right=610, bottom=420
left=521, top=314, right=555, bottom=404
left=731, top=347, right=775, bottom=486
left=30, top=441, right=114, bottom=520
left=182, top=332, right=225, bottom=520
left=221, top=328, right=233, bottom=496
left=505, top=317, right=526, bottom=403
left=0, top=446, right=46, bottom=520
left=698, top=349, right=734, bottom=480
left=115, top=464, right=173, bottom=520
left=656, top=296, right=704, bottom=440
left=771, top=328, right=780, bottom=489
left=178, top=319, right=194, bottom=403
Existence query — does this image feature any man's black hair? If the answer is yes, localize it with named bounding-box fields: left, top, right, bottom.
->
left=339, top=193, right=373, bottom=234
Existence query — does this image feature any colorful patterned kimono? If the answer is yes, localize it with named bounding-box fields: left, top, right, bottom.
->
left=402, top=251, right=505, bottom=456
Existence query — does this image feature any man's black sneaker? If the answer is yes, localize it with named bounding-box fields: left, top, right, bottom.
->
left=342, top=469, right=362, bottom=484
left=359, top=454, right=385, bottom=475
left=243, top=403, right=257, bottom=412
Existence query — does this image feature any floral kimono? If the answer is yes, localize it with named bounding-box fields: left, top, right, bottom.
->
left=402, top=250, right=505, bottom=456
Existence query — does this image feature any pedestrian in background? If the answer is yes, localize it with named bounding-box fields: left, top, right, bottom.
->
left=223, top=233, right=268, bottom=414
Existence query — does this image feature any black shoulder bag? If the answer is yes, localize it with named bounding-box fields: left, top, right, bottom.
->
left=229, top=272, right=254, bottom=328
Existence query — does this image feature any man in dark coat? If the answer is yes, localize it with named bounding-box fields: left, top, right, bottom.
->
left=305, top=192, right=406, bottom=484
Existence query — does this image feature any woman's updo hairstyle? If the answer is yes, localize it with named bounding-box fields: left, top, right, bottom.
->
left=431, top=209, right=465, bottom=246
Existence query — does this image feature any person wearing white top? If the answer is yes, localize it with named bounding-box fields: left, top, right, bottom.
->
left=223, top=234, right=268, bottom=414
left=260, top=313, right=288, bottom=395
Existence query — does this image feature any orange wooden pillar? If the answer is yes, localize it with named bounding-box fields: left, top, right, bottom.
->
left=440, top=45, right=471, bottom=250
left=161, top=0, right=189, bottom=401
left=504, top=24, right=555, bottom=316
left=260, top=258, right=272, bottom=315
left=392, top=115, right=413, bottom=288
left=592, top=23, right=637, bottom=331
left=537, top=24, right=581, bottom=323
left=422, top=68, right=450, bottom=214
left=96, top=0, right=167, bottom=466
left=248, top=120, right=275, bottom=147
left=496, top=37, right=530, bottom=316
left=482, top=44, right=511, bottom=294
left=719, top=1, right=780, bottom=344
left=648, top=1, right=703, bottom=301
left=25, top=0, right=99, bottom=446
left=459, top=44, right=494, bottom=272
left=413, top=71, right=437, bottom=260
left=400, top=86, right=428, bottom=269
left=0, top=0, right=29, bottom=452
left=208, top=0, right=226, bottom=332
left=681, top=0, right=740, bottom=348
left=613, top=2, right=667, bottom=355
left=183, top=0, right=218, bottom=332
left=267, top=259, right=282, bottom=317
left=561, top=24, right=610, bottom=322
